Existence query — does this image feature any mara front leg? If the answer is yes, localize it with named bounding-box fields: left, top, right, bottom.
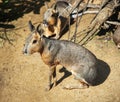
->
left=46, top=65, right=57, bottom=91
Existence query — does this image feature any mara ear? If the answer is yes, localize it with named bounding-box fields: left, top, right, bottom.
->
left=44, top=2, right=49, bottom=9
left=51, top=3, right=57, bottom=10
left=52, top=10, right=59, bottom=17
left=36, top=24, right=44, bottom=36
left=28, top=20, right=35, bottom=32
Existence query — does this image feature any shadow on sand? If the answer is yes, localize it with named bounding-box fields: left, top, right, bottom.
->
left=0, top=0, right=50, bottom=29
left=94, top=59, right=111, bottom=86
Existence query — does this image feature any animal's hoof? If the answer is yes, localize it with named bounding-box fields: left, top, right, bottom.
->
left=62, top=84, right=89, bottom=90
left=62, top=85, right=73, bottom=90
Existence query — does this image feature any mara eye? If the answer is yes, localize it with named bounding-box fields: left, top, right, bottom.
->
left=52, top=14, right=55, bottom=17
left=32, top=40, right=37, bottom=44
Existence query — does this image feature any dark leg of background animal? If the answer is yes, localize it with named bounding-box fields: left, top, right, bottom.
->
left=46, top=66, right=56, bottom=91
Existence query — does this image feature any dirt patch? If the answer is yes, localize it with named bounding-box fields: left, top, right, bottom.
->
left=0, top=0, right=120, bottom=102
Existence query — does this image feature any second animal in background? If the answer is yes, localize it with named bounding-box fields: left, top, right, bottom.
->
left=42, top=1, right=72, bottom=39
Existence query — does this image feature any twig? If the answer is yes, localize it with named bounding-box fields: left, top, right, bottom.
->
left=78, top=27, right=99, bottom=45
left=4, top=29, right=13, bottom=45
left=106, top=21, right=120, bottom=25
left=0, top=36, right=6, bottom=40
left=90, top=0, right=110, bottom=24
left=70, top=0, right=91, bottom=41
left=72, top=10, right=99, bottom=18
left=79, top=2, right=100, bottom=9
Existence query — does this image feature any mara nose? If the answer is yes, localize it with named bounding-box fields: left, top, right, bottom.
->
left=23, top=48, right=27, bottom=54
left=43, top=20, right=48, bottom=25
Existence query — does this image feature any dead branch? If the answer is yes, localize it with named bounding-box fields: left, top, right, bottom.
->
left=4, top=29, right=13, bottom=45
left=78, top=0, right=118, bottom=45
left=72, top=10, right=99, bottom=18
left=80, top=2, right=100, bottom=9
left=0, top=28, right=14, bottom=45
left=106, top=21, right=120, bottom=26
left=71, top=0, right=90, bottom=42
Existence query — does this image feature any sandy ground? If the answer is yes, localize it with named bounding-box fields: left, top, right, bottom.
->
left=0, top=0, right=120, bottom=102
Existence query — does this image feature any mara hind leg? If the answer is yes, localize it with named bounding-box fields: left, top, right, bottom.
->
left=63, top=78, right=89, bottom=90
left=63, top=70, right=89, bottom=90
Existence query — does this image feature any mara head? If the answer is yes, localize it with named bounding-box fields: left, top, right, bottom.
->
left=23, top=21, right=44, bottom=55
left=43, top=2, right=59, bottom=26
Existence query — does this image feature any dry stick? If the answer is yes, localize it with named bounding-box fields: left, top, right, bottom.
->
left=78, top=0, right=114, bottom=45
left=70, top=0, right=90, bottom=41
left=77, top=0, right=90, bottom=27
left=80, top=2, right=100, bottom=9
left=68, top=16, right=71, bottom=40
left=72, top=10, right=98, bottom=18
left=72, top=5, right=87, bottom=42
left=60, top=1, right=98, bottom=41
left=73, top=8, right=79, bottom=42
left=78, top=26, right=94, bottom=43
left=69, top=10, right=99, bottom=39
left=70, top=10, right=98, bottom=40
left=68, top=0, right=83, bottom=14
left=0, top=34, right=6, bottom=40
left=90, top=0, right=110, bottom=24
left=81, top=29, right=99, bottom=45
left=84, top=3, right=100, bottom=8
left=69, top=0, right=83, bottom=41
left=66, top=8, right=80, bottom=41
left=78, top=19, right=101, bottom=45
left=73, top=1, right=86, bottom=42
left=114, top=0, right=120, bottom=7
left=77, top=28, right=89, bottom=36
left=4, top=29, right=13, bottom=45
left=76, top=28, right=92, bottom=38
left=106, top=21, right=120, bottom=26
left=78, top=26, right=99, bottom=45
